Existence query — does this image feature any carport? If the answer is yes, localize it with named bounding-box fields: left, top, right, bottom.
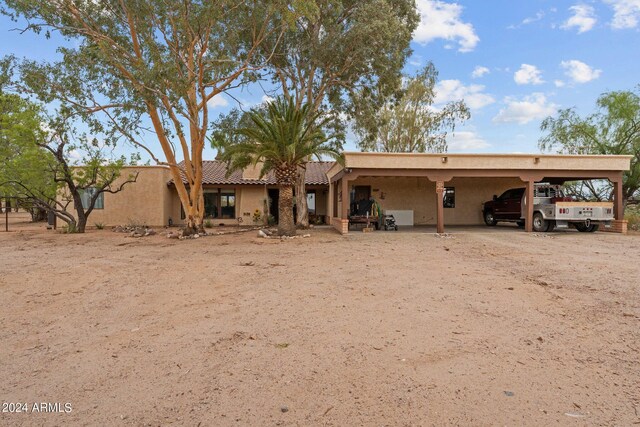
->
left=326, top=153, right=631, bottom=234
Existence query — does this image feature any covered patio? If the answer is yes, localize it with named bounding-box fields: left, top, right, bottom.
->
left=326, top=153, right=632, bottom=234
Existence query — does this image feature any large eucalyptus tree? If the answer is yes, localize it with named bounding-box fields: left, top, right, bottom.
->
left=2, top=0, right=315, bottom=235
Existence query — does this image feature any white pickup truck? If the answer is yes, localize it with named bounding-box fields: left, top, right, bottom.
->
left=483, top=183, right=614, bottom=232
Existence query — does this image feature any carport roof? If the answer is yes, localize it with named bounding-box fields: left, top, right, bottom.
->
left=326, top=152, right=632, bottom=180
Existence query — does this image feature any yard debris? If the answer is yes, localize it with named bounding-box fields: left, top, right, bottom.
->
left=434, top=233, right=455, bottom=239
left=503, top=391, right=514, bottom=397
left=112, top=225, right=158, bottom=238
left=280, top=406, right=289, bottom=413
left=258, top=231, right=312, bottom=240
left=564, top=412, right=586, bottom=418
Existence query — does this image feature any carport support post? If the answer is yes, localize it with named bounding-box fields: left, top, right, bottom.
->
left=436, top=181, right=445, bottom=234
left=613, top=179, right=624, bottom=220
left=525, top=180, right=534, bottom=232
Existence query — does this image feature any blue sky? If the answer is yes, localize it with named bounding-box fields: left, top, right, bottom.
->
left=1, top=0, right=639, bottom=161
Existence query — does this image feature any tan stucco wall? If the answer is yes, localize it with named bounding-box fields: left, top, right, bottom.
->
left=81, top=166, right=173, bottom=227
left=350, top=176, right=524, bottom=225
left=238, top=186, right=268, bottom=225
left=168, top=185, right=268, bottom=226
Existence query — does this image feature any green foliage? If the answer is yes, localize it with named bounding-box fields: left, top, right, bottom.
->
left=2, top=0, right=317, bottom=232
left=203, top=219, right=213, bottom=228
left=94, top=222, right=105, bottom=230
left=0, top=93, right=56, bottom=203
left=625, top=204, right=640, bottom=231
left=262, top=0, right=419, bottom=149
left=540, top=88, right=640, bottom=201
left=213, top=97, right=341, bottom=236
left=355, top=63, right=470, bottom=153
left=213, top=97, right=343, bottom=183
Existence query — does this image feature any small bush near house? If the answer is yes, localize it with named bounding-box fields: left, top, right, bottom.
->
left=125, top=218, right=148, bottom=229
left=252, top=209, right=262, bottom=224
left=61, top=223, right=78, bottom=234
left=267, top=215, right=276, bottom=226
left=626, top=204, right=640, bottom=231
left=204, top=219, right=213, bottom=228
left=95, top=222, right=105, bottom=230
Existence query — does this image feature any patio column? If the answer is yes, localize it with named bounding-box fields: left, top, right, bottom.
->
left=613, top=179, right=624, bottom=220
left=341, top=178, right=349, bottom=219
left=328, top=181, right=333, bottom=224
left=436, top=181, right=445, bottom=234
left=525, top=180, right=534, bottom=232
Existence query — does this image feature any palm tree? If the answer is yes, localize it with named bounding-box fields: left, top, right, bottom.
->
left=214, top=97, right=342, bottom=236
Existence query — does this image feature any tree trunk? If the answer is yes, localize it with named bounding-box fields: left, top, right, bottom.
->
left=76, top=215, right=87, bottom=233
left=295, top=166, right=309, bottom=228
left=278, top=185, right=297, bottom=236
left=72, top=192, right=86, bottom=233
left=183, top=215, right=205, bottom=236
left=182, top=192, right=205, bottom=236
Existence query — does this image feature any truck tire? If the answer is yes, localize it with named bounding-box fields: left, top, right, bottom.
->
left=575, top=222, right=599, bottom=232
left=532, top=212, right=548, bottom=232
left=484, top=211, right=497, bottom=226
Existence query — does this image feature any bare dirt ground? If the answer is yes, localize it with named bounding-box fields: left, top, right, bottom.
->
left=1, top=213, right=639, bottom=426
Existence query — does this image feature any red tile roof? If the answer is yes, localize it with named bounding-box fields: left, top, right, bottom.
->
left=171, top=160, right=334, bottom=186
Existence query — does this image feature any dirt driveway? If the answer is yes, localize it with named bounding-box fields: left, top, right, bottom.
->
left=1, top=216, right=639, bottom=426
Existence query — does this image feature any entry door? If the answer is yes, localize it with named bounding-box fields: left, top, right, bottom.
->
left=268, top=189, right=279, bottom=223
left=353, top=186, right=371, bottom=202
left=352, top=186, right=371, bottom=215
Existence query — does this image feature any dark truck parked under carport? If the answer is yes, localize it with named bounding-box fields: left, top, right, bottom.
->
left=482, top=184, right=614, bottom=232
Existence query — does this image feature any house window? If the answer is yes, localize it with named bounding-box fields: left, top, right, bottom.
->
left=204, top=192, right=218, bottom=218
left=307, top=190, right=316, bottom=214
left=443, top=187, right=455, bottom=208
left=195, top=189, right=236, bottom=219
left=80, top=187, right=104, bottom=209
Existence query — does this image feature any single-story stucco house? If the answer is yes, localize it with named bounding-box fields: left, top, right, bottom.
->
left=82, top=152, right=632, bottom=234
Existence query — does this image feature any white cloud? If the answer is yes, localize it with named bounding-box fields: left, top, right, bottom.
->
left=493, top=93, right=558, bottom=124
left=471, top=66, right=490, bottom=78
left=447, top=131, right=490, bottom=151
left=434, top=80, right=495, bottom=110
left=554, top=80, right=566, bottom=87
left=261, top=95, right=275, bottom=104
left=507, top=10, right=545, bottom=29
left=523, top=10, right=546, bottom=25
left=414, top=0, right=479, bottom=52
left=604, top=0, right=640, bottom=29
left=561, top=4, right=597, bottom=33
left=514, top=64, right=545, bottom=85
left=207, top=94, right=229, bottom=109
left=560, top=59, right=602, bottom=83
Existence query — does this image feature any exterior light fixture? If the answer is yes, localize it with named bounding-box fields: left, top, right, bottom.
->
left=441, top=156, right=448, bottom=163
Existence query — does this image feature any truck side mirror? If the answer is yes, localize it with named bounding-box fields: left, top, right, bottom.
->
left=492, top=195, right=498, bottom=201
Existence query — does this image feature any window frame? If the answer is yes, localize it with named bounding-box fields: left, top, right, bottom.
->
left=80, top=187, right=104, bottom=210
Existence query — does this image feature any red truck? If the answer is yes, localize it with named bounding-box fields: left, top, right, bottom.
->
left=482, top=184, right=614, bottom=232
